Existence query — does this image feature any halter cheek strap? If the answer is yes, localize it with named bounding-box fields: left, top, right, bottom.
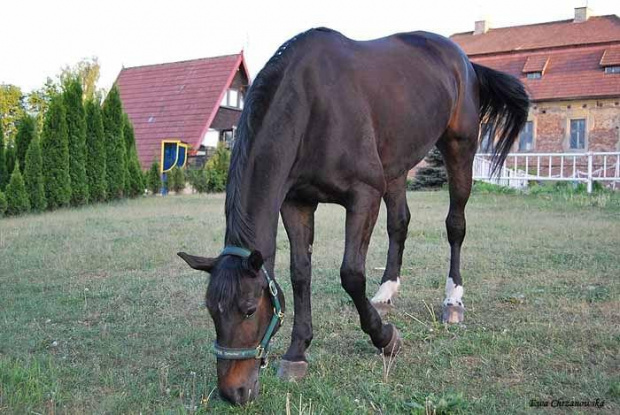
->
left=212, top=246, right=284, bottom=365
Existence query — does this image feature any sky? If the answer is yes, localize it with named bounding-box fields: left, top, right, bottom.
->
left=1, top=0, right=618, bottom=94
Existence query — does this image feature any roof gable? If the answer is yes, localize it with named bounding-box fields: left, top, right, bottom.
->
left=116, top=53, right=249, bottom=167
left=451, top=15, right=620, bottom=56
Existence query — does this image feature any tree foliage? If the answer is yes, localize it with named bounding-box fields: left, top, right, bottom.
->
left=169, top=167, right=186, bottom=194
left=409, top=147, right=447, bottom=190
left=41, top=95, right=71, bottom=209
left=102, top=85, right=126, bottom=199
left=0, top=121, right=7, bottom=191
left=5, top=144, right=16, bottom=181
left=85, top=99, right=107, bottom=202
left=63, top=77, right=89, bottom=206
left=60, top=57, right=101, bottom=101
left=0, top=191, right=6, bottom=217
left=187, top=143, right=231, bottom=193
left=147, top=161, right=161, bottom=195
left=26, top=78, right=60, bottom=131
left=24, top=138, right=46, bottom=211
left=122, top=114, right=144, bottom=197
left=6, top=163, right=30, bottom=215
left=0, top=84, right=25, bottom=140
left=15, top=114, right=37, bottom=173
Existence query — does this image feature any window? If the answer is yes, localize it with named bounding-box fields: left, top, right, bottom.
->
left=220, top=89, right=243, bottom=109
left=220, top=129, right=235, bottom=148
left=518, top=121, right=534, bottom=151
left=569, top=119, right=586, bottom=150
left=479, top=123, right=495, bottom=153
left=604, top=66, right=620, bottom=74
left=526, top=72, right=542, bottom=79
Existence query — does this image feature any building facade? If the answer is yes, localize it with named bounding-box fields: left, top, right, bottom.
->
left=116, top=53, right=250, bottom=168
left=451, top=7, right=620, bottom=155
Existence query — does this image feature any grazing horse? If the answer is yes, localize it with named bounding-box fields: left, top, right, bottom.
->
left=178, top=27, right=529, bottom=405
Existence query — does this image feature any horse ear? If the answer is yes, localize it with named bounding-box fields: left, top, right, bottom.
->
left=177, top=252, right=217, bottom=273
left=245, top=250, right=264, bottom=274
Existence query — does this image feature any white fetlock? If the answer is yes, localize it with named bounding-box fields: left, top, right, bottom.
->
left=371, top=278, right=401, bottom=305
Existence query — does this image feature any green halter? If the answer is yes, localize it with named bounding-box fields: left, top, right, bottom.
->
left=212, top=246, right=284, bottom=364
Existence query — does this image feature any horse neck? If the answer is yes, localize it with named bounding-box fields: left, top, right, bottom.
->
left=224, top=130, right=297, bottom=269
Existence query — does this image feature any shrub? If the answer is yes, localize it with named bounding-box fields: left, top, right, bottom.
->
left=41, top=94, right=71, bottom=209
left=85, top=99, right=107, bottom=202
left=24, top=138, right=46, bottom=211
left=169, top=166, right=186, bottom=194
left=102, top=85, right=126, bottom=199
left=204, top=142, right=230, bottom=192
left=0, top=121, right=7, bottom=191
left=147, top=161, right=161, bottom=195
left=63, top=76, right=89, bottom=206
left=409, top=147, right=447, bottom=190
left=0, top=191, right=6, bottom=217
left=122, top=115, right=144, bottom=197
left=15, top=114, right=37, bottom=174
left=6, top=163, right=30, bottom=215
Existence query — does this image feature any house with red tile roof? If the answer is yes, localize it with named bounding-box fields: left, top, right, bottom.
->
left=451, top=7, right=620, bottom=154
left=116, top=53, right=250, bottom=168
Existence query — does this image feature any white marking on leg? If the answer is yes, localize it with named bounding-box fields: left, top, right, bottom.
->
left=443, top=277, right=464, bottom=307
left=371, top=278, right=400, bottom=304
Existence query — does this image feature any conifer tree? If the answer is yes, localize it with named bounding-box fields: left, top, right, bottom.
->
left=410, top=147, right=448, bottom=190
left=41, top=94, right=71, bottom=209
left=169, top=166, right=186, bottom=194
left=24, top=138, right=46, bottom=211
left=147, top=161, right=161, bottom=195
left=15, top=114, right=37, bottom=173
left=6, top=163, right=30, bottom=215
left=102, top=85, right=126, bottom=199
left=0, top=121, right=7, bottom=191
left=85, top=99, right=107, bottom=202
left=0, top=191, right=7, bottom=217
left=122, top=114, right=144, bottom=197
left=63, top=77, right=89, bottom=205
left=5, top=145, right=16, bottom=181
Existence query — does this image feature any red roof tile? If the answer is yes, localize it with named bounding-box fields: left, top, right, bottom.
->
left=116, top=53, right=249, bottom=168
left=600, top=46, right=620, bottom=66
left=451, top=15, right=620, bottom=56
left=522, top=55, right=549, bottom=73
left=470, top=45, right=620, bottom=101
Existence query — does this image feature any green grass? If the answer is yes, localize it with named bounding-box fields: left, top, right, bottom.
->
left=1, top=191, right=618, bottom=414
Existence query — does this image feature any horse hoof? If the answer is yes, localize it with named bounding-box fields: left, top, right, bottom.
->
left=441, top=304, right=465, bottom=324
left=382, top=325, right=402, bottom=356
left=277, top=360, right=308, bottom=381
left=372, top=300, right=393, bottom=317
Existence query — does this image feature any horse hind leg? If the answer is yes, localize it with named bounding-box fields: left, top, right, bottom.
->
left=437, top=130, right=477, bottom=323
left=371, top=174, right=410, bottom=316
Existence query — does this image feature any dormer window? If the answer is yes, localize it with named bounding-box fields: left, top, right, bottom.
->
left=221, top=89, right=244, bottom=109
left=522, top=55, right=549, bottom=80
left=604, top=66, right=620, bottom=74
left=600, top=48, right=620, bottom=74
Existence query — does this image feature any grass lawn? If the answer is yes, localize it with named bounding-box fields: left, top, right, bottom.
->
left=1, top=190, right=619, bottom=414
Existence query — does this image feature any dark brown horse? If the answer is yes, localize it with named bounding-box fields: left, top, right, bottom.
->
left=178, top=27, right=528, bottom=405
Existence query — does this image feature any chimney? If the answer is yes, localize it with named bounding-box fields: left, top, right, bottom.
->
left=474, top=20, right=491, bottom=35
left=574, top=7, right=592, bottom=23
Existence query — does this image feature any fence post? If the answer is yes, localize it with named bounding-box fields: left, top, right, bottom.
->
left=587, top=152, right=593, bottom=193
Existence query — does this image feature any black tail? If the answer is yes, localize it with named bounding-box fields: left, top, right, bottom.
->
left=473, top=63, right=530, bottom=175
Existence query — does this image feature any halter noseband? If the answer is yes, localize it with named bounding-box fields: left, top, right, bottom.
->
left=212, top=246, right=284, bottom=366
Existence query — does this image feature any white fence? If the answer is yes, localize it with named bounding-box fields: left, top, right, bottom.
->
left=473, top=152, right=620, bottom=193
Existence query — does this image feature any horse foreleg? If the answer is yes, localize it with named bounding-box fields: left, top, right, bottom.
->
left=341, top=186, right=402, bottom=356
left=371, top=174, right=410, bottom=315
left=437, top=134, right=476, bottom=323
left=278, top=199, right=317, bottom=381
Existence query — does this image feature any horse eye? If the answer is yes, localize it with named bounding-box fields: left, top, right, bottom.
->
left=244, top=306, right=257, bottom=318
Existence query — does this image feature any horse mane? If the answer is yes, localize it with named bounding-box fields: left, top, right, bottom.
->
left=224, top=28, right=335, bottom=248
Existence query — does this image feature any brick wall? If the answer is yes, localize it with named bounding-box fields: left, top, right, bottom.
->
left=527, top=98, right=620, bottom=153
